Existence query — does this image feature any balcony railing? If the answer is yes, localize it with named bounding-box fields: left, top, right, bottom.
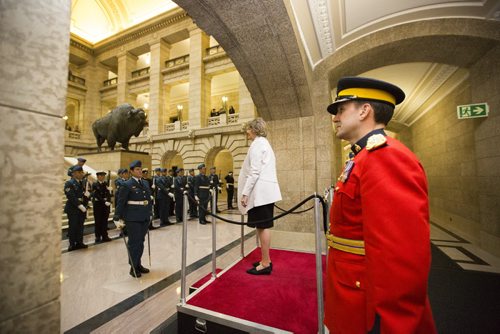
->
left=208, top=115, right=221, bottom=127
left=164, top=121, right=190, bottom=132
left=227, top=113, right=239, bottom=124
left=68, top=72, right=85, bottom=86
left=103, top=77, right=117, bottom=86
left=165, top=54, right=190, bottom=68
left=206, top=45, right=224, bottom=56
left=66, top=130, right=81, bottom=140
left=131, top=67, right=150, bottom=78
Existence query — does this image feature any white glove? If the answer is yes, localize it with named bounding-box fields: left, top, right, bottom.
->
left=151, top=195, right=154, bottom=200
left=114, top=219, right=125, bottom=230
left=78, top=204, right=87, bottom=213
left=168, top=193, right=174, bottom=199
left=107, top=186, right=113, bottom=191
left=195, top=195, right=200, bottom=202
left=170, top=184, right=174, bottom=188
left=152, top=184, right=156, bottom=189
left=185, top=184, right=190, bottom=188
left=105, top=201, right=111, bottom=207
left=226, top=185, right=229, bottom=189
left=218, top=186, right=222, bottom=191
left=84, top=191, right=91, bottom=197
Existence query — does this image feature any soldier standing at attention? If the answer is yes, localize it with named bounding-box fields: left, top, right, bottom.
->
left=113, top=160, right=152, bottom=278
left=323, top=77, right=436, bottom=333
left=152, top=167, right=162, bottom=219
left=142, top=168, right=156, bottom=230
left=91, top=171, right=112, bottom=243
left=194, top=164, right=210, bottom=225
left=157, top=168, right=174, bottom=226
left=167, top=169, right=176, bottom=217
left=174, top=168, right=187, bottom=222
left=64, top=165, right=88, bottom=251
left=186, top=168, right=198, bottom=218
left=224, top=171, right=235, bottom=210
left=209, top=167, right=221, bottom=213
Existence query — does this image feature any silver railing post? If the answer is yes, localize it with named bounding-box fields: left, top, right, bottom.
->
left=240, top=214, right=245, bottom=258
left=211, top=188, right=217, bottom=278
left=180, top=192, right=189, bottom=305
left=326, top=185, right=333, bottom=261
left=314, top=194, right=325, bottom=334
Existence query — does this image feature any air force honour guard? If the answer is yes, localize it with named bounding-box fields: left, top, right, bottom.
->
left=174, top=168, right=187, bottom=222
left=64, top=165, right=88, bottom=251
left=194, top=163, right=210, bottom=225
left=113, top=160, right=152, bottom=278
left=157, top=168, right=174, bottom=226
left=91, top=171, right=112, bottom=243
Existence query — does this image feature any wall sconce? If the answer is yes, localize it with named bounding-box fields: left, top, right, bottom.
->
left=177, top=104, right=183, bottom=122
left=177, top=104, right=183, bottom=112
left=62, top=115, right=68, bottom=120
left=144, top=102, right=149, bottom=109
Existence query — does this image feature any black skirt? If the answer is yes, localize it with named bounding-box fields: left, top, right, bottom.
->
left=247, top=203, right=274, bottom=229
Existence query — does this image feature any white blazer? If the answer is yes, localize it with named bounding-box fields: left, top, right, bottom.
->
left=238, top=136, right=282, bottom=214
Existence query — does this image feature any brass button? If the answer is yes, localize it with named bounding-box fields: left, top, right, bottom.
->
left=355, top=281, right=361, bottom=288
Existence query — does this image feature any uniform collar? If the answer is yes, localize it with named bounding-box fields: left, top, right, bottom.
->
left=351, top=129, right=386, bottom=155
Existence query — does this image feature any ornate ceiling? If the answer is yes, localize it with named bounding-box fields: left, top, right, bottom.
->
left=70, top=0, right=500, bottom=124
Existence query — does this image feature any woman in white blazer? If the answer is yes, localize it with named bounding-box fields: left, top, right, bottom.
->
left=238, top=118, right=282, bottom=275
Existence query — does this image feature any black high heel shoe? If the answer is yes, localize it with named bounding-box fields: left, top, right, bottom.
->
left=247, top=265, right=272, bottom=275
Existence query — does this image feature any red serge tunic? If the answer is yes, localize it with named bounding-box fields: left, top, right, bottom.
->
left=324, top=134, right=437, bottom=333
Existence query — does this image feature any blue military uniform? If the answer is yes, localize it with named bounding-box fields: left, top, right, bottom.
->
left=152, top=168, right=162, bottom=219
left=194, top=164, right=211, bottom=225
left=114, top=160, right=152, bottom=277
left=174, top=168, right=187, bottom=222
left=187, top=169, right=198, bottom=218
left=91, top=172, right=112, bottom=243
left=157, top=168, right=174, bottom=226
left=224, top=172, right=235, bottom=209
left=209, top=169, right=221, bottom=213
left=64, top=165, right=88, bottom=251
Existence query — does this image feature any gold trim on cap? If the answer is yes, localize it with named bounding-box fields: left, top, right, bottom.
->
left=338, top=87, right=396, bottom=106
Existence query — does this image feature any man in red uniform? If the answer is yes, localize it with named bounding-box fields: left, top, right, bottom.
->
left=324, top=77, right=437, bottom=333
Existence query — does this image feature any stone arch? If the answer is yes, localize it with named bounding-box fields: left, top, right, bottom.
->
left=161, top=150, right=184, bottom=170
left=311, top=18, right=500, bottom=183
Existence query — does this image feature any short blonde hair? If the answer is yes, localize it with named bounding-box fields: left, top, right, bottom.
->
left=245, top=117, right=267, bottom=137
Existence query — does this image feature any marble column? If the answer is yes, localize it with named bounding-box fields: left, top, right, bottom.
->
left=238, top=74, right=256, bottom=121
left=0, top=0, right=71, bottom=332
left=148, top=40, right=171, bottom=135
left=188, top=28, right=210, bottom=128
left=117, top=52, right=137, bottom=105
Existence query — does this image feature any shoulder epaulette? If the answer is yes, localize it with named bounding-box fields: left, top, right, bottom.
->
left=366, top=134, right=387, bottom=151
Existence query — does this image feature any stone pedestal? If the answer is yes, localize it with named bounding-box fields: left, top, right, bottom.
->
left=79, top=150, right=152, bottom=174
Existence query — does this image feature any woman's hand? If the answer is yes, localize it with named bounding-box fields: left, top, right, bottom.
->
left=241, top=195, right=248, bottom=207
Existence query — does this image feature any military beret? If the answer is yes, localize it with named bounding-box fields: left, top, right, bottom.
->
left=161, top=168, right=167, bottom=172
left=197, top=163, right=206, bottom=169
left=72, top=165, right=83, bottom=172
left=96, top=171, right=106, bottom=176
left=176, top=168, right=184, bottom=173
left=189, top=168, right=194, bottom=172
left=77, top=157, right=87, bottom=163
left=327, top=76, right=405, bottom=115
left=129, top=160, right=142, bottom=169
left=154, top=167, right=161, bottom=172
left=210, top=167, right=216, bottom=170
left=67, top=166, right=73, bottom=176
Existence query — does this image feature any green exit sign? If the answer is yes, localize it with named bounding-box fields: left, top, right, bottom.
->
left=457, top=103, right=489, bottom=119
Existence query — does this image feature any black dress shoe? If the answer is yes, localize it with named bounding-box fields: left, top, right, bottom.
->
left=138, top=266, right=150, bottom=274
left=199, top=221, right=207, bottom=225
left=149, top=225, right=157, bottom=230
left=75, top=243, right=88, bottom=249
left=95, top=238, right=102, bottom=244
left=102, top=237, right=112, bottom=242
left=247, top=265, right=272, bottom=275
left=67, top=245, right=76, bottom=252
left=253, top=261, right=272, bottom=268
left=129, top=268, right=141, bottom=278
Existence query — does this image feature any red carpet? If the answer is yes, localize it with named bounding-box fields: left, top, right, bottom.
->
left=188, top=248, right=326, bottom=334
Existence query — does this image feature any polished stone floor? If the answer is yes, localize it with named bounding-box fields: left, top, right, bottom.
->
left=60, top=213, right=500, bottom=333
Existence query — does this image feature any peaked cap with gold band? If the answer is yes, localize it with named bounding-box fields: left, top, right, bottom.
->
left=327, top=76, right=405, bottom=115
